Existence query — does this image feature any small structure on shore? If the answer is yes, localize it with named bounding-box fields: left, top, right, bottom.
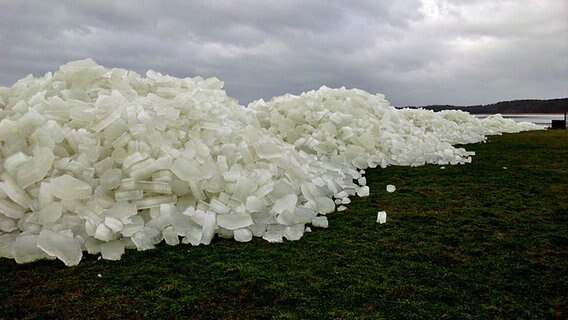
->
left=551, top=112, right=567, bottom=129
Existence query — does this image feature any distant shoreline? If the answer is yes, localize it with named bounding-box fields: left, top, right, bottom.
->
left=399, top=98, right=568, bottom=114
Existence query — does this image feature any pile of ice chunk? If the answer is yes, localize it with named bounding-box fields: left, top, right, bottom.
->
left=0, top=59, right=542, bottom=266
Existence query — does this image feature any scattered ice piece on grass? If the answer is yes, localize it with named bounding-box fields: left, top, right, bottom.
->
left=377, top=211, right=387, bottom=224
left=357, top=186, right=370, bottom=197
left=503, top=167, right=508, bottom=170
left=386, top=184, right=396, bottom=193
left=311, top=216, right=329, bottom=228
left=440, top=166, right=446, bottom=170
left=337, top=205, right=347, bottom=212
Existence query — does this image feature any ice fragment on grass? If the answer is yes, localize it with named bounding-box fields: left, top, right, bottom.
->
left=311, top=216, right=328, bottom=228
left=386, top=184, right=396, bottom=193
left=377, top=211, right=387, bottom=224
left=356, top=186, right=370, bottom=197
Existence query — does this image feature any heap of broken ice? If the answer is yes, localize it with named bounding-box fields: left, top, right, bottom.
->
left=0, top=59, right=542, bottom=266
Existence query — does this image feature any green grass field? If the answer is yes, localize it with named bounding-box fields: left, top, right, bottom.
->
left=1, top=130, right=567, bottom=319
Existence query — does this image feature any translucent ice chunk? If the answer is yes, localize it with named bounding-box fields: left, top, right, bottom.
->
left=255, top=143, right=282, bottom=159
left=246, top=196, right=266, bottom=212
left=171, top=157, right=201, bottom=182
left=131, top=227, right=162, bottom=251
left=3, top=152, right=30, bottom=174
left=0, top=233, right=17, bottom=258
left=200, top=211, right=217, bottom=245
left=104, top=217, right=124, bottom=233
left=134, top=195, right=177, bottom=210
left=311, top=216, right=329, bottom=228
left=356, top=186, right=370, bottom=197
left=13, top=234, right=53, bottom=264
left=315, top=197, right=335, bottom=214
left=377, top=211, right=387, bottom=224
left=37, top=230, right=82, bottom=266
left=100, top=240, right=125, bottom=260
left=115, top=189, right=143, bottom=201
left=0, top=198, right=25, bottom=219
left=50, top=174, right=92, bottom=200
left=272, top=194, right=298, bottom=214
left=94, top=223, right=114, bottom=242
left=386, top=184, right=396, bottom=193
left=284, top=224, right=304, bottom=241
left=1, top=174, right=32, bottom=209
left=37, top=202, right=63, bottom=224
left=217, top=213, right=253, bottom=230
left=92, top=111, right=121, bottom=132
left=16, top=147, right=55, bottom=188
left=234, top=228, right=253, bottom=242
left=163, top=226, right=180, bottom=246
left=262, top=225, right=284, bottom=243
left=136, top=181, right=172, bottom=194
left=100, top=169, right=122, bottom=190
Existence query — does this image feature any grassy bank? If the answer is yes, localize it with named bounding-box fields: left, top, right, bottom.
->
left=1, top=130, right=567, bottom=319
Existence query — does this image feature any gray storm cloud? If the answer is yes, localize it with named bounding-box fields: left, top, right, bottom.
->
left=0, top=0, right=566, bottom=106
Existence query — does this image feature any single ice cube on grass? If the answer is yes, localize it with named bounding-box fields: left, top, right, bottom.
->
left=311, top=216, right=328, bottom=228
left=377, top=211, right=387, bottom=224
left=356, top=186, right=370, bottom=197
left=386, top=184, right=396, bottom=193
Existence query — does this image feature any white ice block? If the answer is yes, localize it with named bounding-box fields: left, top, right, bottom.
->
left=50, top=175, right=92, bottom=200
left=377, top=211, right=387, bottom=224
left=217, top=213, right=253, bottom=230
left=162, top=226, right=180, bottom=246
left=100, top=240, right=125, bottom=260
left=234, top=228, right=253, bottom=242
left=311, top=216, right=329, bottom=228
left=37, top=230, right=82, bottom=266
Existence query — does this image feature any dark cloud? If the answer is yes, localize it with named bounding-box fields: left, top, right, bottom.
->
left=0, top=0, right=566, bottom=106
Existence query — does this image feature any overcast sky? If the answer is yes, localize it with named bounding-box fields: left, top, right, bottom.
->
left=1, top=0, right=566, bottom=107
